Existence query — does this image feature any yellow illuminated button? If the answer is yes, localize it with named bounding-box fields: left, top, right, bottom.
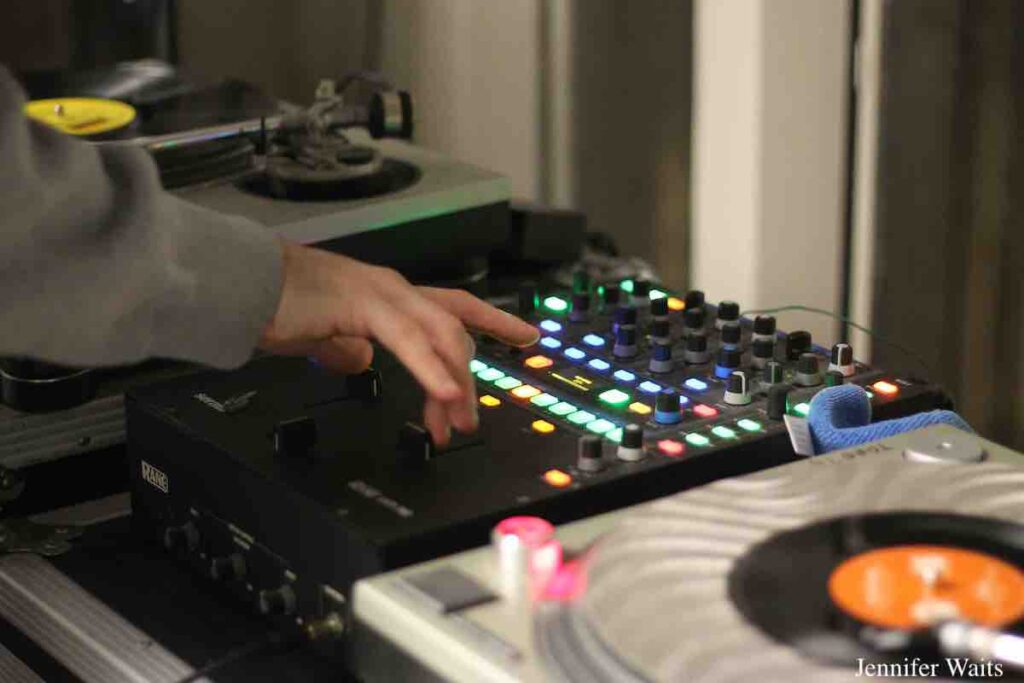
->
left=667, top=296, right=685, bottom=311
left=524, top=355, right=554, bottom=370
left=628, top=402, right=652, bottom=416
left=872, top=380, right=899, bottom=396
left=511, top=385, right=542, bottom=400
left=543, top=469, right=573, bottom=488
left=532, top=420, right=556, bottom=434
left=479, top=395, right=501, bottom=408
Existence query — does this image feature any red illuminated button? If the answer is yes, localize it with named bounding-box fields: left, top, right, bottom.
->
left=872, top=380, right=899, bottom=396
left=693, top=404, right=719, bottom=418
left=543, top=469, right=573, bottom=488
left=494, top=516, right=554, bottom=546
left=525, top=355, right=554, bottom=370
left=657, top=439, right=685, bottom=457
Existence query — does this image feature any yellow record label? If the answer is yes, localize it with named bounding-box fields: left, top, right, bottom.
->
left=24, top=98, right=136, bottom=136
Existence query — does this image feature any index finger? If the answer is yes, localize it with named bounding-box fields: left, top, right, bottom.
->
left=419, top=288, right=540, bottom=348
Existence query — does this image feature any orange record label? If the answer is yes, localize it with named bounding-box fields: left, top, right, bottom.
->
left=828, top=545, right=1024, bottom=630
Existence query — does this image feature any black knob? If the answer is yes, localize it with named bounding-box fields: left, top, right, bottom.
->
left=650, top=296, right=669, bottom=318
left=683, top=307, right=705, bottom=331
left=163, top=522, right=200, bottom=553
left=259, top=585, right=297, bottom=616
left=753, top=315, right=776, bottom=338
left=684, top=334, right=710, bottom=364
left=767, top=384, right=792, bottom=420
left=210, top=553, right=247, bottom=582
left=632, top=280, right=651, bottom=298
left=716, top=301, right=740, bottom=326
left=655, top=388, right=683, bottom=424
left=716, top=347, right=741, bottom=370
left=602, top=283, right=621, bottom=306
left=752, top=338, right=774, bottom=362
left=784, top=330, right=812, bottom=360
left=569, top=292, right=591, bottom=322
left=518, top=282, right=538, bottom=315
left=686, top=335, right=708, bottom=352
left=613, top=326, right=638, bottom=358
left=825, top=370, right=845, bottom=387
left=763, top=360, right=784, bottom=385
left=613, top=305, right=638, bottom=328
left=346, top=368, right=382, bottom=401
left=576, top=435, right=604, bottom=472
left=273, top=416, right=318, bottom=458
left=649, top=318, right=671, bottom=340
left=572, top=270, right=591, bottom=294
left=828, top=342, right=855, bottom=377
left=720, top=322, right=742, bottom=347
left=794, top=353, right=823, bottom=387
left=684, top=290, right=705, bottom=311
left=621, top=424, right=643, bottom=449
left=648, top=343, right=673, bottom=374
left=398, top=422, right=435, bottom=462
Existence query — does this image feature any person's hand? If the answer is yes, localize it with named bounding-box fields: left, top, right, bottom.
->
left=259, top=241, right=539, bottom=446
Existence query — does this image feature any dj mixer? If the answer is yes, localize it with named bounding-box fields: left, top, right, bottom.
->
left=126, top=279, right=950, bottom=649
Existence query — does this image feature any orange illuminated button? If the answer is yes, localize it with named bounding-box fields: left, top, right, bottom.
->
left=628, top=402, right=652, bottom=416
left=543, top=469, right=573, bottom=488
left=532, top=419, right=556, bottom=434
left=667, top=296, right=685, bottom=311
left=524, top=355, right=554, bottom=370
left=657, top=439, right=685, bottom=457
left=511, top=385, right=542, bottom=400
left=693, top=404, right=718, bottom=418
left=479, top=395, right=501, bottom=408
left=872, top=380, right=900, bottom=396
left=829, top=545, right=1024, bottom=630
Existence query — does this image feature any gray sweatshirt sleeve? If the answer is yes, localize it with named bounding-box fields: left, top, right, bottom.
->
left=0, top=67, right=283, bottom=369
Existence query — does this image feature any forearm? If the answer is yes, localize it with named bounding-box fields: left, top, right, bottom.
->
left=0, top=66, right=282, bottom=368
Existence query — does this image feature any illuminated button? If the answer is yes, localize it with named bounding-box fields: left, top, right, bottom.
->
left=737, top=418, right=762, bottom=432
left=511, top=385, right=541, bottom=400
left=582, top=334, right=606, bottom=348
left=638, top=381, right=662, bottom=394
left=587, top=358, right=611, bottom=373
left=586, top=419, right=616, bottom=435
left=530, top=393, right=559, bottom=408
left=628, top=402, right=652, bottom=416
left=605, top=427, right=624, bottom=443
left=543, top=296, right=568, bottom=313
left=477, top=368, right=505, bottom=382
left=543, top=469, right=573, bottom=488
left=684, top=378, right=709, bottom=392
left=793, top=402, right=811, bottom=417
left=613, top=369, right=636, bottom=384
left=479, top=395, right=501, bottom=408
left=524, top=355, right=554, bottom=369
left=540, top=337, right=562, bottom=350
left=469, top=359, right=488, bottom=373
left=864, top=389, right=875, bottom=399
left=532, top=420, right=556, bottom=434
left=549, top=402, right=577, bottom=416
left=495, top=377, right=522, bottom=390
left=658, top=439, right=685, bottom=457
left=564, top=347, right=586, bottom=362
left=649, top=289, right=667, bottom=300
left=693, top=404, right=718, bottom=418
left=539, top=319, right=562, bottom=333
left=598, top=388, right=631, bottom=408
left=712, top=426, right=737, bottom=440
left=619, top=279, right=634, bottom=293
left=685, top=433, right=711, bottom=447
left=678, top=395, right=691, bottom=407
left=567, top=411, right=596, bottom=426
left=667, top=296, right=685, bottom=311
left=871, top=380, right=899, bottom=396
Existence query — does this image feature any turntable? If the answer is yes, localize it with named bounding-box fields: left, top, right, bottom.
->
left=352, top=424, right=1024, bottom=682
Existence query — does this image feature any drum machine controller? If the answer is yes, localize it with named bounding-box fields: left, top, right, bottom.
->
left=126, top=279, right=949, bottom=645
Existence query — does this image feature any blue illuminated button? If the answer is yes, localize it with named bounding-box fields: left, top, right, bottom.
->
left=583, top=333, right=606, bottom=348
left=587, top=358, right=611, bottom=373
left=586, top=419, right=616, bottom=435
left=638, top=380, right=662, bottom=394
left=684, top=378, right=709, bottom=392
left=564, top=347, right=586, bottom=362
left=539, top=319, right=562, bottom=333
left=469, top=359, right=488, bottom=373
left=613, top=369, right=637, bottom=384
left=678, top=395, right=691, bottom=407
left=540, top=337, right=562, bottom=350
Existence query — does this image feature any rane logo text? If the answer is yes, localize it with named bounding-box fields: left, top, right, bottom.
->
left=141, top=460, right=169, bottom=493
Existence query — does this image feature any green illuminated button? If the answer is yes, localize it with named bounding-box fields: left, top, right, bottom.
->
left=477, top=368, right=505, bottom=382
left=711, top=426, right=737, bottom=440
left=793, top=402, right=811, bottom=417
left=567, top=411, right=597, bottom=426
left=549, top=402, right=577, bottom=416
left=598, top=388, right=631, bottom=408
left=685, top=433, right=711, bottom=447
left=864, top=390, right=875, bottom=399
left=543, top=296, right=568, bottom=313
left=649, top=289, right=667, bottom=300
left=619, top=279, right=634, bottom=293
left=586, top=419, right=616, bottom=434
left=469, top=359, right=488, bottom=373
left=531, top=393, right=559, bottom=408
left=494, top=376, right=522, bottom=390
left=737, top=418, right=762, bottom=432
left=605, top=427, right=624, bottom=443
